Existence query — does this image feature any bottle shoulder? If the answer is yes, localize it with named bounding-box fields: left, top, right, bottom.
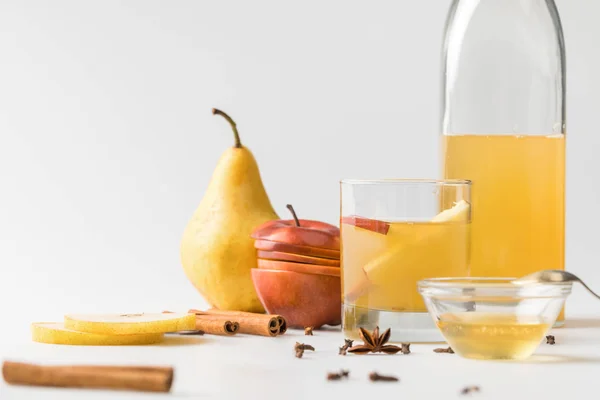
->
left=441, top=0, right=566, bottom=135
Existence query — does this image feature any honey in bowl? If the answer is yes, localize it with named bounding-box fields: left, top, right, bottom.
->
left=436, top=313, right=551, bottom=360
left=418, top=277, right=571, bottom=360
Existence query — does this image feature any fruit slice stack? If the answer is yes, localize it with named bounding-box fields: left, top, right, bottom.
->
left=251, top=205, right=341, bottom=277
left=249, top=205, right=342, bottom=328
left=31, top=313, right=196, bottom=346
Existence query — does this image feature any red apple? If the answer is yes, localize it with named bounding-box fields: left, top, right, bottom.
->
left=251, top=204, right=340, bottom=250
left=251, top=269, right=341, bottom=329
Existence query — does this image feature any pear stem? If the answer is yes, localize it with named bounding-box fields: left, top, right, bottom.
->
left=212, top=108, right=242, bottom=148
left=286, top=204, right=301, bottom=227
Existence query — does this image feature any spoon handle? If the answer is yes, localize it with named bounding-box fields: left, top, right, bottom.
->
left=577, top=279, right=600, bottom=301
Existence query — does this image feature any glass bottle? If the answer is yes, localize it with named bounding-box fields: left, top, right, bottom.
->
left=441, top=0, right=566, bottom=321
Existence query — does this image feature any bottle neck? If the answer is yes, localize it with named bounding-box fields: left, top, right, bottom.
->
left=443, top=0, right=565, bottom=135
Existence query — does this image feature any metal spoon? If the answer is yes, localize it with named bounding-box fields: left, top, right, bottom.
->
left=514, top=270, right=600, bottom=300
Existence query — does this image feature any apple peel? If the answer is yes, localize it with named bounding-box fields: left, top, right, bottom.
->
left=340, top=216, right=390, bottom=235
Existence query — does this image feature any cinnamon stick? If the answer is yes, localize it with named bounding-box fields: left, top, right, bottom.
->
left=2, top=361, right=173, bottom=393
left=189, top=309, right=287, bottom=337
left=277, top=315, right=287, bottom=335
left=193, top=315, right=239, bottom=336
left=163, top=311, right=238, bottom=336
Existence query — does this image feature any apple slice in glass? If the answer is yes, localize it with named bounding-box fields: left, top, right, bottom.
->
left=343, top=200, right=470, bottom=307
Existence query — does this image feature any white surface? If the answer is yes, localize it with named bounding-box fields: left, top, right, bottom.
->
left=2, top=314, right=600, bottom=400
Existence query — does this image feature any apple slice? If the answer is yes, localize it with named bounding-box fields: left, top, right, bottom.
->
left=31, top=322, right=164, bottom=345
left=340, top=222, right=392, bottom=301
left=341, top=199, right=469, bottom=235
left=257, top=250, right=340, bottom=267
left=63, top=313, right=196, bottom=335
left=254, top=240, right=340, bottom=260
left=257, top=259, right=340, bottom=277
left=364, top=200, right=470, bottom=277
left=345, top=200, right=471, bottom=303
left=340, top=216, right=391, bottom=235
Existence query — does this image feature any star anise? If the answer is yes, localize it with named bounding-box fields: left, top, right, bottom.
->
left=348, top=326, right=401, bottom=355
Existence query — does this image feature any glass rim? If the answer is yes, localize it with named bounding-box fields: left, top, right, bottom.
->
left=418, top=277, right=572, bottom=288
left=340, top=178, right=471, bottom=186
left=418, top=277, right=572, bottom=298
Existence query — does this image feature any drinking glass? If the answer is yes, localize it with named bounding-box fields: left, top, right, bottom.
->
left=340, top=179, right=471, bottom=342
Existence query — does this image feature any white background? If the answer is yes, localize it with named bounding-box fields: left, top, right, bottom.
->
left=1, top=0, right=600, bottom=339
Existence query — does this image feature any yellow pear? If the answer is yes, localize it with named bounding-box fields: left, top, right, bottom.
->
left=180, top=109, right=279, bottom=312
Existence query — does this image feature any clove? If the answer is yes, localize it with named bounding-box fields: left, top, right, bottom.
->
left=294, top=342, right=315, bottom=351
left=338, top=339, right=354, bottom=356
left=546, top=335, right=555, bottom=345
left=433, top=347, right=454, bottom=354
left=295, top=342, right=315, bottom=358
left=326, top=370, right=350, bottom=381
left=369, top=372, right=399, bottom=382
left=304, top=327, right=313, bottom=336
left=401, top=343, right=411, bottom=354
left=460, top=385, right=481, bottom=395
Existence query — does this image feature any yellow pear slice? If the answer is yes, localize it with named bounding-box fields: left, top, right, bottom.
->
left=346, top=200, right=470, bottom=305
left=32, top=323, right=164, bottom=345
left=64, top=313, right=196, bottom=335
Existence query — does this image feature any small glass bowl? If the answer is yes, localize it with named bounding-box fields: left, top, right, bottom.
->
left=418, top=277, right=572, bottom=360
